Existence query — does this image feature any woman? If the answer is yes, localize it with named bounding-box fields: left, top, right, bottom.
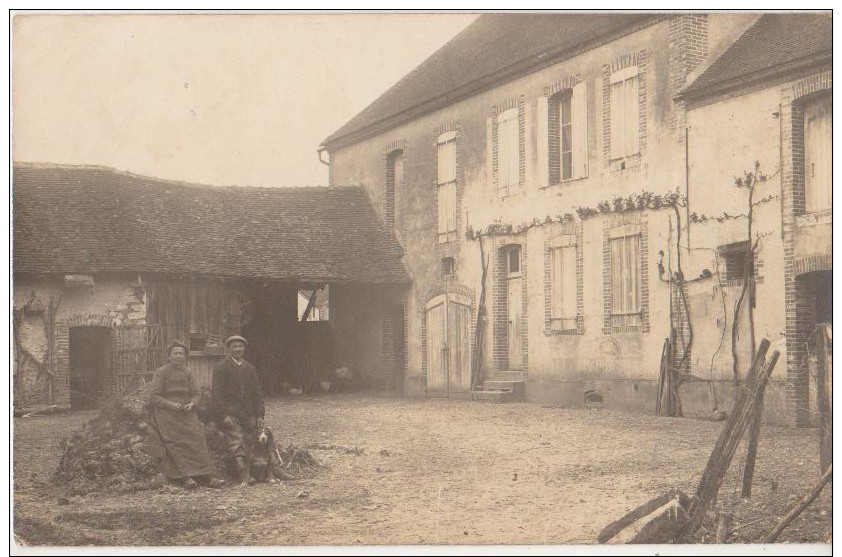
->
left=144, top=340, right=224, bottom=489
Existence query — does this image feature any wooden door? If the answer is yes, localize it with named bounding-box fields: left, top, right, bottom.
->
left=426, top=296, right=448, bottom=395
left=508, top=276, right=523, bottom=370
left=447, top=294, right=473, bottom=394
left=112, top=324, right=162, bottom=395
left=426, top=293, right=473, bottom=397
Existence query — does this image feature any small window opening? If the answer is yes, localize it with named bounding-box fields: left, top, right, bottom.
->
left=441, top=257, right=456, bottom=279
left=298, top=285, right=330, bottom=322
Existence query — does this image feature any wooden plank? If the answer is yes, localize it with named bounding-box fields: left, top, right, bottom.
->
left=681, top=340, right=775, bottom=539
left=817, top=324, right=832, bottom=474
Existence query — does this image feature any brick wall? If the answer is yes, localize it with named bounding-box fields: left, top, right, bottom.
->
left=780, top=71, right=832, bottom=426
left=383, top=140, right=407, bottom=229
left=668, top=15, right=709, bottom=137
left=54, top=313, right=117, bottom=408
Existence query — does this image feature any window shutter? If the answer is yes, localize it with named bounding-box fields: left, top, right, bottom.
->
left=536, top=96, right=549, bottom=188
left=498, top=108, right=519, bottom=195
left=610, top=238, right=624, bottom=314
left=486, top=116, right=494, bottom=192
left=561, top=246, right=577, bottom=319
left=572, top=82, right=588, bottom=179
left=610, top=82, right=624, bottom=159
left=550, top=247, right=562, bottom=319
left=805, top=96, right=832, bottom=212
left=626, top=76, right=640, bottom=156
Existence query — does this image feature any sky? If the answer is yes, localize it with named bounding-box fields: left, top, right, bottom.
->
left=12, top=12, right=478, bottom=188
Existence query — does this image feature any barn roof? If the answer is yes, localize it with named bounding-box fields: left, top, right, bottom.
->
left=680, top=13, right=832, bottom=100
left=13, top=163, right=409, bottom=284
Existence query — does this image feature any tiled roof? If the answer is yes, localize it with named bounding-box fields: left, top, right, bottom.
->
left=322, top=13, right=659, bottom=149
left=681, top=13, right=832, bottom=99
left=13, top=164, right=409, bottom=284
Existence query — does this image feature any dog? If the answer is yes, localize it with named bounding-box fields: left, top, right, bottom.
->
left=250, top=424, right=278, bottom=484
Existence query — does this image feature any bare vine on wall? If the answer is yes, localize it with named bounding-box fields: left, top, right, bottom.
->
left=13, top=291, right=61, bottom=408
left=464, top=168, right=777, bottom=402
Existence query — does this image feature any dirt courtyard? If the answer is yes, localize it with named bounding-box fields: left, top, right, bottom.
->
left=13, top=394, right=832, bottom=547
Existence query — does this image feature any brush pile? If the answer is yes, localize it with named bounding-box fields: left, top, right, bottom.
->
left=53, top=387, right=322, bottom=494
left=53, top=388, right=161, bottom=495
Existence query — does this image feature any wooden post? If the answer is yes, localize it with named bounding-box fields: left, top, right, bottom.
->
left=765, top=463, right=832, bottom=543
left=816, top=324, right=832, bottom=474
left=680, top=341, right=777, bottom=540
left=716, top=512, right=732, bottom=543
left=740, top=387, right=765, bottom=497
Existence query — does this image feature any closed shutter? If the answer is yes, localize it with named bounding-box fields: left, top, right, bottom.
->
left=610, top=66, right=639, bottom=159
left=610, top=81, right=625, bottom=159
left=805, top=95, right=832, bottom=212
left=610, top=235, right=641, bottom=327
left=550, top=245, right=578, bottom=330
left=498, top=108, right=519, bottom=195
left=572, top=81, right=589, bottom=179
left=437, top=133, right=457, bottom=240
left=536, top=96, right=549, bottom=188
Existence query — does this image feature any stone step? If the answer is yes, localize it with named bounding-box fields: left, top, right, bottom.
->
left=485, top=371, right=525, bottom=382
left=471, top=389, right=519, bottom=403
left=482, top=380, right=518, bottom=391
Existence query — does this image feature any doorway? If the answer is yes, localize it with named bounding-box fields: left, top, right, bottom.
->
left=505, top=245, right=524, bottom=371
left=69, top=326, right=111, bottom=409
left=425, top=293, right=472, bottom=398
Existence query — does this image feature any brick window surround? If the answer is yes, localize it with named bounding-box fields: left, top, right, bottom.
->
left=493, top=236, right=528, bottom=372
left=544, top=221, right=584, bottom=336
left=433, top=122, right=463, bottom=244
left=489, top=97, right=526, bottom=197
left=383, top=140, right=407, bottom=229
left=419, top=283, right=476, bottom=388
left=603, top=213, right=650, bottom=334
left=602, top=51, right=648, bottom=172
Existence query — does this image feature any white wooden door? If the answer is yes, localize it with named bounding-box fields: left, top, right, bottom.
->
left=425, top=296, right=448, bottom=395
left=508, top=276, right=523, bottom=370
left=426, top=293, right=472, bottom=397
left=447, top=294, right=473, bottom=394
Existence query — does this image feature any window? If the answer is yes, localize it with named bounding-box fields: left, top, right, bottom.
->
left=298, top=286, right=330, bottom=322
left=549, top=83, right=588, bottom=184
left=385, top=150, right=403, bottom=228
left=804, top=94, right=832, bottom=213
left=497, top=108, right=520, bottom=195
left=719, top=241, right=753, bottom=282
left=507, top=245, right=521, bottom=275
left=187, top=334, right=208, bottom=355
left=441, top=257, right=455, bottom=279
left=610, top=233, right=641, bottom=327
left=610, top=66, right=640, bottom=160
left=437, top=131, right=457, bottom=242
left=549, top=243, right=577, bottom=331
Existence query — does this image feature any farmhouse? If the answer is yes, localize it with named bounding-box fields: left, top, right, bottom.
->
left=319, top=13, right=832, bottom=424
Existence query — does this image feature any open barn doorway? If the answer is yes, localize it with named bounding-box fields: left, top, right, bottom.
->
left=69, top=326, right=110, bottom=409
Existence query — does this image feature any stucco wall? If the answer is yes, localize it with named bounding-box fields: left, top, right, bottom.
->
left=13, top=273, right=147, bottom=410
left=328, top=17, right=732, bottom=410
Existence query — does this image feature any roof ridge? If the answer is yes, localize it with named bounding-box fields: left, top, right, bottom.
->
left=13, top=161, right=344, bottom=193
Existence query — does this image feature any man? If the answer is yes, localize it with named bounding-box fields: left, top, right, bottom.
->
left=211, top=335, right=265, bottom=486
